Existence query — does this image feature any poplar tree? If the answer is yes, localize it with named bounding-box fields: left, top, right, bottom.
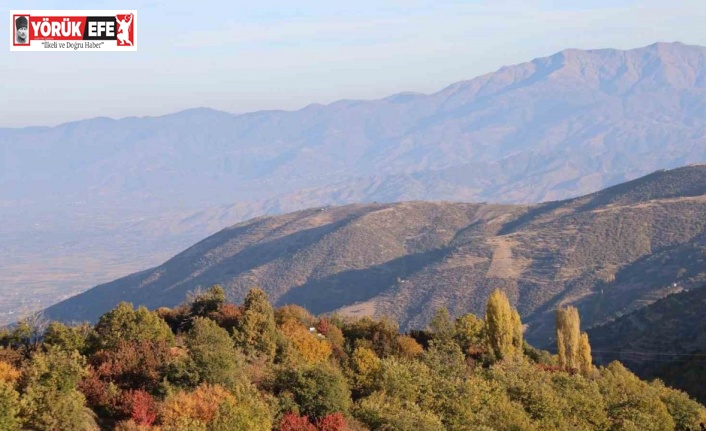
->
left=511, top=309, right=524, bottom=353
left=577, top=332, right=593, bottom=375
left=556, top=306, right=580, bottom=369
left=485, top=289, right=519, bottom=360
left=556, top=306, right=592, bottom=374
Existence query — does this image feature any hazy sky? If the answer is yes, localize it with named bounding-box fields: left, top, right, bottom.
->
left=2, top=0, right=706, bottom=127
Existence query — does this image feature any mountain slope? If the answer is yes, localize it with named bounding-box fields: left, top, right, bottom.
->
left=44, top=165, right=706, bottom=345
left=588, top=284, right=706, bottom=403
left=4, top=42, right=706, bottom=320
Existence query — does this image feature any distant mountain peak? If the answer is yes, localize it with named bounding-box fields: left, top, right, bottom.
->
left=4, top=43, right=706, bottom=326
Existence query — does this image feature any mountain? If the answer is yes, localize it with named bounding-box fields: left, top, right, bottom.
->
left=4, top=42, right=706, bottom=320
left=588, top=284, right=706, bottom=403
left=44, top=165, right=706, bottom=345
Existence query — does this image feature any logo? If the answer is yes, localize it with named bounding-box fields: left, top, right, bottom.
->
left=11, top=10, right=137, bottom=51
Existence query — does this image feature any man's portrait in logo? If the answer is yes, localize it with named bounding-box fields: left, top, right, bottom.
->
left=15, top=16, right=29, bottom=44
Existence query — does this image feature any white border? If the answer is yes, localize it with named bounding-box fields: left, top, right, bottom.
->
left=10, top=10, right=137, bottom=52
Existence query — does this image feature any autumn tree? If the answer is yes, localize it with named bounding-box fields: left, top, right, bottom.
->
left=316, top=413, right=348, bottom=431
left=90, top=339, right=171, bottom=394
left=577, top=332, right=593, bottom=375
left=161, top=383, right=271, bottom=431
left=395, top=335, right=424, bottom=359
left=160, top=384, right=233, bottom=429
left=316, top=319, right=346, bottom=360
left=556, top=306, right=592, bottom=373
left=511, top=309, right=524, bottom=354
left=342, top=316, right=400, bottom=358
left=279, top=413, right=316, bottom=431
left=276, top=305, right=317, bottom=328
left=280, top=318, right=332, bottom=364
left=119, top=389, right=158, bottom=426
left=485, top=289, right=521, bottom=361
left=232, top=288, right=278, bottom=359
left=0, top=361, right=20, bottom=384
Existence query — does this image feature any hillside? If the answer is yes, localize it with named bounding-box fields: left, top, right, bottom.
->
left=5, top=42, right=706, bottom=320
left=45, top=165, right=706, bottom=344
left=589, top=284, right=706, bottom=403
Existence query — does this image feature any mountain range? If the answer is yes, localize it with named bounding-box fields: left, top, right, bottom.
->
left=44, top=165, right=706, bottom=346
left=3, top=41, right=706, bottom=321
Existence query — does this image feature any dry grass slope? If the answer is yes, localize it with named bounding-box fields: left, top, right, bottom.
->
left=44, top=165, right=706, bottom=345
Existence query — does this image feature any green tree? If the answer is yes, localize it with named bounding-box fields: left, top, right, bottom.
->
left=376, top=356, right=434, bottom=406
left=652, top=380, right=705, bottom=431
left=232, top=289, right=278, bottom=359
left=209, top=384, right=272, bottom=431
left=92, top=302, right=174, bottom=351
left=186, top=317, right=246, bottom=388
left=0, top=380, right=21, bottom=431
left=485, top=289, right=518, bottom=361
left=189, top=285, right=227, bottom=318
left=43, top=321, right=94, bottom=354
left=429, top=307, right=454, bottom=343
left=598, top=362, right=675, bottom=431
left=275, top=364, right=351, bottom=420
left=348, top=347, right=381, bottom=398
left=454, top=313, right=484, bottom=355
left=8, top=313, right=49, bottom=351
left=19, top=347, right=96, bottom=431
left=354, top=391, right=445, bottom=431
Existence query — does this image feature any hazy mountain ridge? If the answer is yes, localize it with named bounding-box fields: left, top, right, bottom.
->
left=44, top=165, right=706, bottom=345
left=4, top=42, right=706, bottom=320
left=4, top=42, right=706, bottom=208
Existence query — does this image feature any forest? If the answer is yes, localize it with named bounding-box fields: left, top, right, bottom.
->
left=1, top=286, right=704, bottom=431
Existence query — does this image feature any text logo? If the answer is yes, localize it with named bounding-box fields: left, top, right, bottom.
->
left=11, top=10, right=137, bottom=51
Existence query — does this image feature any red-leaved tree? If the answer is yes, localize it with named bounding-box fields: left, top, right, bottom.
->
left=316, top=413, right=347, bottom=431
left=279, top=413, right=317, bottom=431
left=126, top=390, right=158, bottom=426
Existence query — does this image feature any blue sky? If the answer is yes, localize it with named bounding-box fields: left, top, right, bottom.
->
left=2, top=0, right=706, bottom=127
